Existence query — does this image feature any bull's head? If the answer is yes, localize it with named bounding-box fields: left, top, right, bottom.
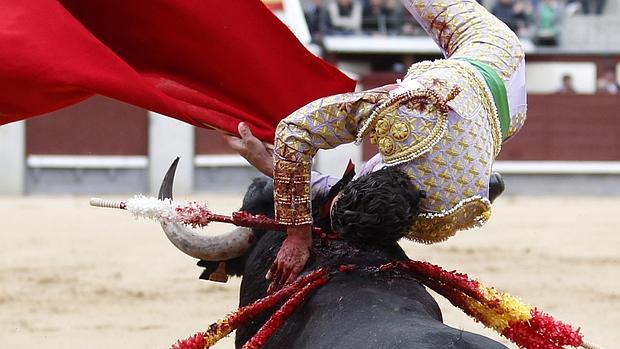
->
left=157, top=158, right=415, bottom=284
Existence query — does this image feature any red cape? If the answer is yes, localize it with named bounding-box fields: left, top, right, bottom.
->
left=0, top=0, right=355, bottom=142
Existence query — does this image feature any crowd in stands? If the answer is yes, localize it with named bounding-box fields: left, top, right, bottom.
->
left=556, top=68, right=618, bottom=95
left=303, top=0, right=609, bottom=46
left=489, top=0, right=608, bottom=46
left=597, top=68, right=619, bottom=94
left=304, top=0, right=425, bottom=42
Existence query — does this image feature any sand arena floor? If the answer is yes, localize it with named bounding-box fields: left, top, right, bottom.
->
left=1, top=193, right=618, bottom=348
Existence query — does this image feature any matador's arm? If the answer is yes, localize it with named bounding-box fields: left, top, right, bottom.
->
left=272, top=91, right=385, bottom=226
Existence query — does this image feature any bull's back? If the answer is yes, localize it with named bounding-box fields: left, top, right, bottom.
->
left=266, top=274, right=508, bottom=349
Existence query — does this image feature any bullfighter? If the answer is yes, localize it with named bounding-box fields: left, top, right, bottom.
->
left=231, top=0, right=527, bottom=288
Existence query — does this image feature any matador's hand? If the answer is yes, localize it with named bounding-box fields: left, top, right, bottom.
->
left=266, top=224, right=312, bottom=293
left=226, top=122, right=274, bottom=177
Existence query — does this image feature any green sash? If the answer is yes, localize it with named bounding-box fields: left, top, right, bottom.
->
left=461, top=58, right=511, bottom=141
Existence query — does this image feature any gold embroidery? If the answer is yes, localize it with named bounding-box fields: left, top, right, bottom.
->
left=407, top=196, right=492, bottom=244
left=391, top=0, right=522, bottom=242
left=378, top=137, right=395, bottom=155
left=392, top=121, right=410, bottom=141
left=507, top=111, right=527, bottom=139
left=273, top=159, right=312, bottom=225
left=407, top=59, right=502, bottom=158
left=359, top=88, right=458, bottom=166
left=375, top=119, right=390, bottom=136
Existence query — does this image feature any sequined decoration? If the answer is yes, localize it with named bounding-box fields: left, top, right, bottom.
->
left=273, top=91, right=387, bottom=226
left=362, top=87, right=459, bottom=166
left=407, top=59, right=503, bottom=157
left=271, top=0, right=527, bottom=241
left=507, top=111, right=527, bottom=140
left=273, top=158, right=312, bottom=225
left=402, top=0, right=524, bottom=83
left=407, top=196, right=491, bottom=244
left=403, top=0, right=527, bottom=145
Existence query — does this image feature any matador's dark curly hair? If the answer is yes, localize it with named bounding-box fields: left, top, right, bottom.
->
left=330, top=167, right=424, bottom=247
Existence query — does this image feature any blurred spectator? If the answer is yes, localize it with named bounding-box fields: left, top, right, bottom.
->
left=393, top=5, right=423, bottom=36
left=568, top=0, right=606, bottom=15
left=513, top=0, right=534, bottom=36
left=491, top=0, right=531, bottom=33
left=597, top=68, right=619, bottom=94
left=327, top=0, right=363, bottom=35
left=361, top=0, right=395, bottom=35
left=557, top=74, right=577, bottom=94
left=534, top=0, right=563, bottom=46
left=305, top=0, right=332, bottom=43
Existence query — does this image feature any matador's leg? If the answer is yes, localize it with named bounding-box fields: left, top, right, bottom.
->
left=401, top=0, right=527, bottom=140
left=401, top=0, right=523, bottom=82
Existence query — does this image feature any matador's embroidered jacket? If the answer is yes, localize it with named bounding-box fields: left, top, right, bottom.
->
left=273, top=0, right=527, bottom=243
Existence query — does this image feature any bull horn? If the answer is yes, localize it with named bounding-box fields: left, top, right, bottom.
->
left=157, top=158, right=254, bottom=261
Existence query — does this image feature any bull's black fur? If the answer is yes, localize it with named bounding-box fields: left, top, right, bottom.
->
left=199, top=177, right=508, bottom=349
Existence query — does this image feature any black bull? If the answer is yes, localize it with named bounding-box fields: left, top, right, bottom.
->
left=174, top=177, right=508, bottom=349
